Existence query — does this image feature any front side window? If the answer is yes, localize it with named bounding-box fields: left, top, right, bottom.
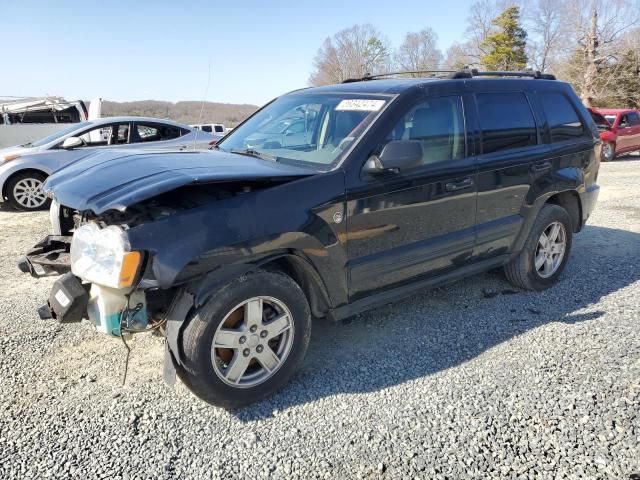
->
left=218, top=94, right=390, bottom=168
left=76, top=123, right=130, bottom=147
left=477, top=92, right=537, bottom=154
left=540, top=92, right=585, bottom=142
left=383, top=96, right=465, bottom=166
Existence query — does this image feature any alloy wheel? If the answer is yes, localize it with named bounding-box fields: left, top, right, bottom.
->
left=534, top=221, right=567, bottom=278
left=602, top=143, right=614, bottom=161
left=12, top=178, right=47, bottom=209
left=211, top=296, right=294, bottom=388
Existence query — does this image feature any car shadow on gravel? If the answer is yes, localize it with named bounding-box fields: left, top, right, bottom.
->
left=232, top=224, right=639, bottom=420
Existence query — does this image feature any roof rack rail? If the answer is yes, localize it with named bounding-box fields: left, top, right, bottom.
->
left=451, top=68, right=556, bottom=80
left=342, top=70, right=457, bottom=83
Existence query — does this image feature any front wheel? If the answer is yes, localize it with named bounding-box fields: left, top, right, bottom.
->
left=601, top=142, right=615, bottom=162
left=504, top=204, right=573, bottom=290
left=6, top=171, right=50, bottom=211
left=178, top=269, right=311, bottom=409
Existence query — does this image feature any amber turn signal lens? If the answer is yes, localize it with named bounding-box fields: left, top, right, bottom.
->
left=118, top=251, right=142, bottom=288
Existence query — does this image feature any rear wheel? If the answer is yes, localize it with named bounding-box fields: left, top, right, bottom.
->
left=6, top=171, right=50, bottom=211
left=178, top=269, right=311, bottom=409
left=601, top=142, right=615, bottom=162
left=504, top=204, right=573, bottom=290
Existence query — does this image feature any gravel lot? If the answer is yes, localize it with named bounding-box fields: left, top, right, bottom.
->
left=1, top=157, right=639, bottom=480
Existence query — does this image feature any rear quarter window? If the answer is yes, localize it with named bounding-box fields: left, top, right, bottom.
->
left=476, top=92, right=537, bottom=154
left=540, top=92, right=586, bottom=142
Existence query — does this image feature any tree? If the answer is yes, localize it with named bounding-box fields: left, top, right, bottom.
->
left=560, top=0, right=640, bottom=106
left=462, top=0, right=525, bottom=66
left=526, top=0, right=568, bottom=72
left=481, top=6, right=528, bottom=70
left=395, top=28, right=443, bottom=75
left=308, top=24, right=390, bottom=86
left=443, top=42, right=470, bottom=70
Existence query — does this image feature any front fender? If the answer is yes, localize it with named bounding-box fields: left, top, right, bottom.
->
left=127, top=170, right=347, bottom=298
left=0, top=158, right=54, bottom=197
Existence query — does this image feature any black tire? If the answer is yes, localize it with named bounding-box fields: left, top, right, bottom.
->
left=177, top=269, right=311, bottom=409
left=504, top=204, right=573, bottom=291
left=5, top=171, right=50, bottom=211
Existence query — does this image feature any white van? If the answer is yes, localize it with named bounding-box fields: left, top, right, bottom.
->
left=191, top=123, right=225, bottom=134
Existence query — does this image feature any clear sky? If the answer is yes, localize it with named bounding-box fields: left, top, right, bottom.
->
left=1, top=1, right=476, bottom=106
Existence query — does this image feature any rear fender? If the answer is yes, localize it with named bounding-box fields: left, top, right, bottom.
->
left=512, top=167, right=584, bottom=253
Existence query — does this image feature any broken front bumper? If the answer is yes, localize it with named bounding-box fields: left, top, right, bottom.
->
left=17, top=235, right=71, bottom=277
left=38, top=273, right=89, bottom=323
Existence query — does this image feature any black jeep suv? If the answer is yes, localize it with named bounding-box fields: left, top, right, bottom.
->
left=21, top=70, right=601, bottom=408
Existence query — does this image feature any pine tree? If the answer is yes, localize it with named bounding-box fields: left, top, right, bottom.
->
left=480, top=6, right=528, bottom=71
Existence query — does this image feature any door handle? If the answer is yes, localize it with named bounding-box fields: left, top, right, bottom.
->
left=445, top=177, right=473, bottom=192
left=531, top=161, right=552, bottom=172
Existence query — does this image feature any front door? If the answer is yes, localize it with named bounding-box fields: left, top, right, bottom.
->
left=616, top=112, right=640, bottom=153
left=615, top=113, right=634, bottom=151
left=345, top=94, right=477, bottom=300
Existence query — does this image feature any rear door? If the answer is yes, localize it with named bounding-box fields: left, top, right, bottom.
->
left=625, top=112, right=640, bottom=152
left=470, top=90, right=546, bottom=259
left=345, top=93, right=478, bottom=299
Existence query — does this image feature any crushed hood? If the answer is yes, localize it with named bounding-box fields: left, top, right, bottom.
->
left=44, top=149, right=316, bottom=214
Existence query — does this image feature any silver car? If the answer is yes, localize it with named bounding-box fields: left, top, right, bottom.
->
left=0, top=116, right=220, bottom=211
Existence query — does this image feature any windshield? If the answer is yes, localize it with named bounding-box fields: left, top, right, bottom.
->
left=27, top=121, right=92, bottom=147
left=218, top=93, right=389, bottom=168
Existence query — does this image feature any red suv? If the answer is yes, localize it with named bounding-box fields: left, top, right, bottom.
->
left=589, top=108, right=640, bottom=161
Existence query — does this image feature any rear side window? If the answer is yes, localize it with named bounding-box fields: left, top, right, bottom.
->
left=628, top=112, right=640, bottom=125
left=136, top=123, right=185, bottom=142
left=540, top=92, right=585, bottom=142
left=214, top=125, right=224, bottom=133
left=477, top=93, right=537, bottom=154
left=201, top=125, right=213, bottom=132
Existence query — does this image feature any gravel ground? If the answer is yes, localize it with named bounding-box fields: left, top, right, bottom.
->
left=0, top=157, right=639, bottom=480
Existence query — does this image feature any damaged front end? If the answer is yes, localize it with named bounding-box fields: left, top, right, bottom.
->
left=19, top=148, right=315, bottom=386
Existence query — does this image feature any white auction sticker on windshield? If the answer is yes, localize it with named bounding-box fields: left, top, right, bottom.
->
left=335, top=99, right=385, bottom=112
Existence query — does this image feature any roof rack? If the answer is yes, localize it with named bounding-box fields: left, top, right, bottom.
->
left=342, top=70, right=456, bottom=83
left=451, top=68, right=556, bottom=80
left=341, top=68, right=556, bottom=84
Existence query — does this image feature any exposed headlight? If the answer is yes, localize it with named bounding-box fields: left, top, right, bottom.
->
left=70, top=223, right=141, bottom=289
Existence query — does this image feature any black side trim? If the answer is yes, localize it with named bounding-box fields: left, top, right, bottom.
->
left=475, top=215, right=523, bottom=247
left=333, top=254, right=510, bottom=321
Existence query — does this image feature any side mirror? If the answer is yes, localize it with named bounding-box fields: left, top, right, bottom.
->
left=363, top=140, right=423, bottom=174
left=61, top=137, right=83, bottom=149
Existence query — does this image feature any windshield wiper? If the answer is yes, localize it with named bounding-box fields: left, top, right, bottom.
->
left=230, top=148, right=278, bottom=162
